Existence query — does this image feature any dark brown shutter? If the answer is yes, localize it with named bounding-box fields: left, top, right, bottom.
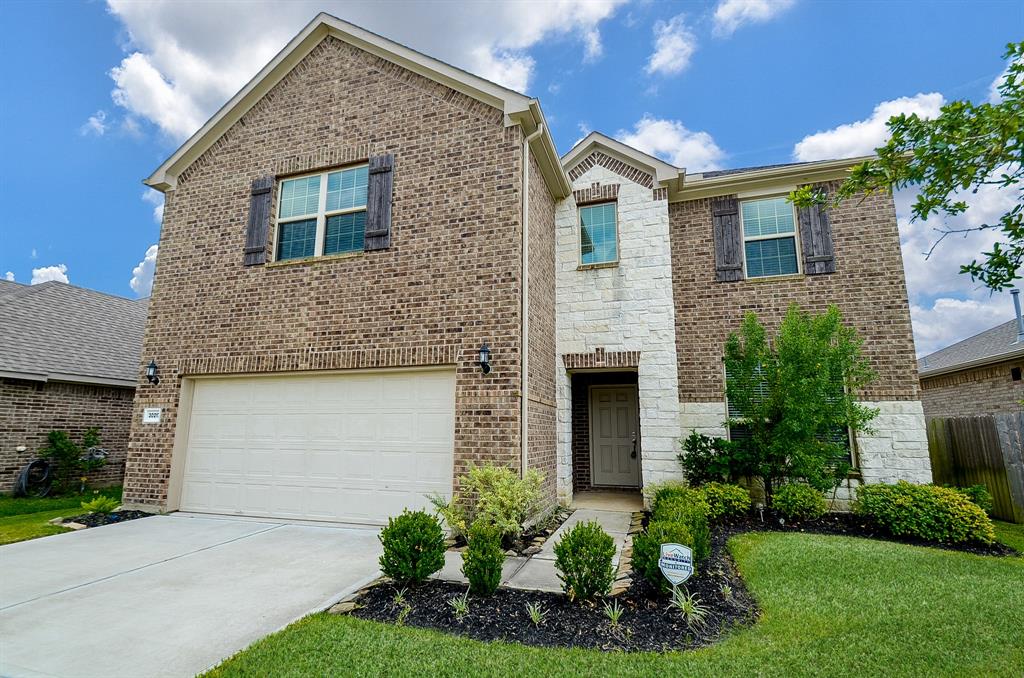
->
left=712, top=195, right=743, bottom=282
left=797, top=186, right=837, bottom=275
left=365, top=154, right=394, bottom=251
left=243, top=176, right=273, bottom=266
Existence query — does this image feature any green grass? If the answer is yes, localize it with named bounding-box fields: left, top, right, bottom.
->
left=207, top=532, right=1024, bottom=677
left=995, top=520, right=1024, bottom=553
left=0, top=486, right=122, bottom=545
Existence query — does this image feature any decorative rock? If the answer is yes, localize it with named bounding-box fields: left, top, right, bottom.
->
left=505, top=548, right=518, bottom=556
left=523, top=546, right=541, bottom=556
left=63, top=522, right=87, bottom=530
left=327, top=601, right=358, bottom=615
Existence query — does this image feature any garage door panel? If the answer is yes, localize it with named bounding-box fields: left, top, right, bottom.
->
left=180, top=370, right=455, bottom=524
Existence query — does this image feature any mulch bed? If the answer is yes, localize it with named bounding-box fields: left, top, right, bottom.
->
left=62, top=510, right=152, bottom=528
left=725, top=510, right=1017, bottom=557
left=449, top=506, right=575, bottom=557
left=351, top=525, right=758, bottom=652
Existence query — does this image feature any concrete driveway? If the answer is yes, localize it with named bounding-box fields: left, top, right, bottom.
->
left=0, top=513, right=382, bottom=677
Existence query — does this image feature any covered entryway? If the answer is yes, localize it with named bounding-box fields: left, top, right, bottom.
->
left=570, top=371, right=643, bottom=492
left=174, top=368, right=455, bottom=524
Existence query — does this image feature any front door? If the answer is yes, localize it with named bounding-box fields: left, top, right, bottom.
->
left=589, top=386, right=640, bottom=487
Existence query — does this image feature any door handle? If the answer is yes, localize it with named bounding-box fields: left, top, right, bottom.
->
left=631, top=432, right=637, bottom=458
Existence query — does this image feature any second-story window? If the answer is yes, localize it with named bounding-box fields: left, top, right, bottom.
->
left=276, top=165, right=369, bottom=261
left=579, top=202, right=618, bottom=265
left=740, top=196, right=800, bottom=278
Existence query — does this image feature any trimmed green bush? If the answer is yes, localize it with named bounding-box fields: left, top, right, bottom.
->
left=553, top=521, right=615, bottom=602
left=700, top=482, right=752, bottom=521
left=378, top=510, right=446, bottom=585
left=461, top=520, right=504, bottom=596
left=652, top=487, right=708, bottom=521
left=652, top=492, right=711, bottom=563
left=632, top=520, right=695, bottom=593
left=772, top=483, right=827, bottom=521
left=950, top=484, right=994, bottom=516
left=854, top=481, right=996, bottom=544
left=429, top=465, right=544, bottom=542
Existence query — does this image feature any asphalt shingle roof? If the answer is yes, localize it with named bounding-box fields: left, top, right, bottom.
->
left=699, top=161, right=814, bottom=178
left=918, top=318, right=1024, bottom=376
left=0, top=281, right=148, bottom=385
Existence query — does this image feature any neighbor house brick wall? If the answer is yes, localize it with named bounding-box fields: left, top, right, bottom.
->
left=124, top=36, right=528, bottom=508
left=527, top=150, right=558, bottom=506
left=669, top=182, right=920, bottom=403
left=920, top=358, right=1024, bottom=417
left=1, top=378, right=133, bottom=492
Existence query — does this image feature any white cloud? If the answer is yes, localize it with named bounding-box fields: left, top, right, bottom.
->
left=712, top=0, right=796, bottom=37
left=31, top=264, right=69, bottom=285
left=80, top=110, right=108, bottom=136
left=615, top=115, right=725, bottom=171
left=130, top=245, right=159, bottom=297
left=104, top=0, right=626, bottom=140
left=988, top=58, right=1020, bottom=104
left=792, top=93, right=944, bottom=161
left=646, top=14, right=696, bottom=76
left=142, top=188, right=165, bottom=224
left=4, top=272, right=13, bottom=282
left=911, top=297, right=1014, bottom=357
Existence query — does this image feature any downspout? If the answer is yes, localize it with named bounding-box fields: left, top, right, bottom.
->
left=521, top=123, right=544, bottom=477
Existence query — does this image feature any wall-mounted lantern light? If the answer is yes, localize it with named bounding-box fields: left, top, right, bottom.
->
left=479, top=343, right=491, bottom=374
left=145, top=359, right=160, bottom=385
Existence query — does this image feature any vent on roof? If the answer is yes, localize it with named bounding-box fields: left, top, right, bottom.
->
left=1013, top=289, right=1024, bottom=344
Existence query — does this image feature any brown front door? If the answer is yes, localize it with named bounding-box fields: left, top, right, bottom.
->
left=589, top=386, right=640, bottom=487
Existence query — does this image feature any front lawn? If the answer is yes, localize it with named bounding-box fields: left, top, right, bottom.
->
left=0, top=486, right=122, bottom=545
left=994, top=521, right=1024, bottom=554
left=207, top=532, right=1024, bottom=677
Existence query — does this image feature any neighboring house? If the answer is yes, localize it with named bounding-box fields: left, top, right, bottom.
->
left=0, top=280, right=148, bottom=491
left=918, top=291, right=1024, bottom=417
left=122, top=14, right=929, bottom=522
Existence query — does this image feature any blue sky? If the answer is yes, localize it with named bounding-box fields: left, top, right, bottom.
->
left=0, top=0, right=1020, bottom=354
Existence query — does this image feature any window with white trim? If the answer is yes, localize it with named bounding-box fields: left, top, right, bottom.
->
left=740, top=196, right=800, bottom=278
left=579, top=202, right=618, bottom=265
left=276, top=165, right=369, bottom=261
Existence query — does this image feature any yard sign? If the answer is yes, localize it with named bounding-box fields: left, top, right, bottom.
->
left=658, top=543, right=694, bottom=586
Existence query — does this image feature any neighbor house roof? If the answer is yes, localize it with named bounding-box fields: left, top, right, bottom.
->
left=0, top=282, right=149, bottom=388
left=918, top=319, right=1024, bottom=378
left=144, top=12, right=570, bottom=198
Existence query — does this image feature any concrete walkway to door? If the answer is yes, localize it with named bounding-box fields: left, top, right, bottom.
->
left=0, top=513, right=382, bottom=678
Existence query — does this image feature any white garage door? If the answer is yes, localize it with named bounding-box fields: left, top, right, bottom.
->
left=178, top=369, right=455, bottom=524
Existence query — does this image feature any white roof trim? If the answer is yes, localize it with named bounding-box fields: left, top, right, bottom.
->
left=561, top=132, right=684, bottom=185
left=0, top=369, right=137, bottom=388
left=673, top=156, right=872, bottom=201
left=145, top=13, right=538, bottom=192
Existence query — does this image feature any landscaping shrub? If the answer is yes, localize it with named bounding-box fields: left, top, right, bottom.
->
left=854, top=481, right=996, bottom=544
left=553, top=520, right=615, bottom=602
left=632, top=520, right=696, bottom=593
left=772, top=483, right=827, bottom=521
left=378, top=510, right=446, bottom=585
left=461, top=520, right=504, bottom=596
left=651, top=492, right=711, bottom=563
left=700, top=482, right=752, bottom=521
left=949, top=484, right=994, bottom=516
left=677, top=430, right=736, bottom=485
left=430, top=465, right=544, bottom=542
left=80, top=495, right=120, bottom=514
left=41, top=428, right=106, bottom=494
left=651, top=486, right=708, bottom=521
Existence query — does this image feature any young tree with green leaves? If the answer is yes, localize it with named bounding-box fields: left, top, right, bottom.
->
left=724, top=304, right=878, bottom=506
left=792, top=42, right=1023, bottom=291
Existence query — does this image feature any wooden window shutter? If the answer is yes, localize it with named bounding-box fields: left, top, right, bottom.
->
left=712, top=195, right=743, bottom=282
left=365, top=154, right=394, bottom=251
left=796, top=186, right=837, bottom=275
left=243, top=176, right=273, bottom=266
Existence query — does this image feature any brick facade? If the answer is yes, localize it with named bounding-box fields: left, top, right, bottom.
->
left=1, top=378, right=133, bottom=491
left=921, top=358, right=1024, bottom=417
left=124, top=36, right=545, bottom=508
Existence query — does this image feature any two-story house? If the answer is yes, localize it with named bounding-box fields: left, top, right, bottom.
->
left=122, top=14, right=931, bottom=523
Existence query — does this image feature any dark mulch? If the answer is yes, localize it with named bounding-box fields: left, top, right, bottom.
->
left=724, top=510, right=1017, bottom=557
left=450, top=506, right=575, bottom=557
left=62, top=511, right=152, bottom=528
left=352, top=525, right=758, bottom=652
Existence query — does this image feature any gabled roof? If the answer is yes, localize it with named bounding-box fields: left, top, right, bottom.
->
left=0, top=282, right=149, bottom=387
left=562, top=132, right=684, bottom=185
left=919, top=318, right=1024, bottom=378
left=145, top=13, right=570, bottom=198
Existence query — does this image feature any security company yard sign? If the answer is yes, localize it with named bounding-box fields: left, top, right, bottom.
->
left=658, top=543, right=694, bottom=586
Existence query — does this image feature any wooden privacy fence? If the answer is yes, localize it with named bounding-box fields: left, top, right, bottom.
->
left=927, top=413, right=1024, bottom=524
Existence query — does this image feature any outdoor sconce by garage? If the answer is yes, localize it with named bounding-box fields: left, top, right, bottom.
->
left=479, top=343, right=491, bottom=374
left=145, top=360, right=160, bottom=385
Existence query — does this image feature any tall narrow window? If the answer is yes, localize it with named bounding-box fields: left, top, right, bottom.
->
left=579, top=202, right=618, bottom=265
left=276, top=165, right=368, bottom=261
left=740, top=196, right=800, bottom=278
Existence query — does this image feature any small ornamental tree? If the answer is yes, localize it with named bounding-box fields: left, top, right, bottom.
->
left=724, top=304, right=878, bottom=506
